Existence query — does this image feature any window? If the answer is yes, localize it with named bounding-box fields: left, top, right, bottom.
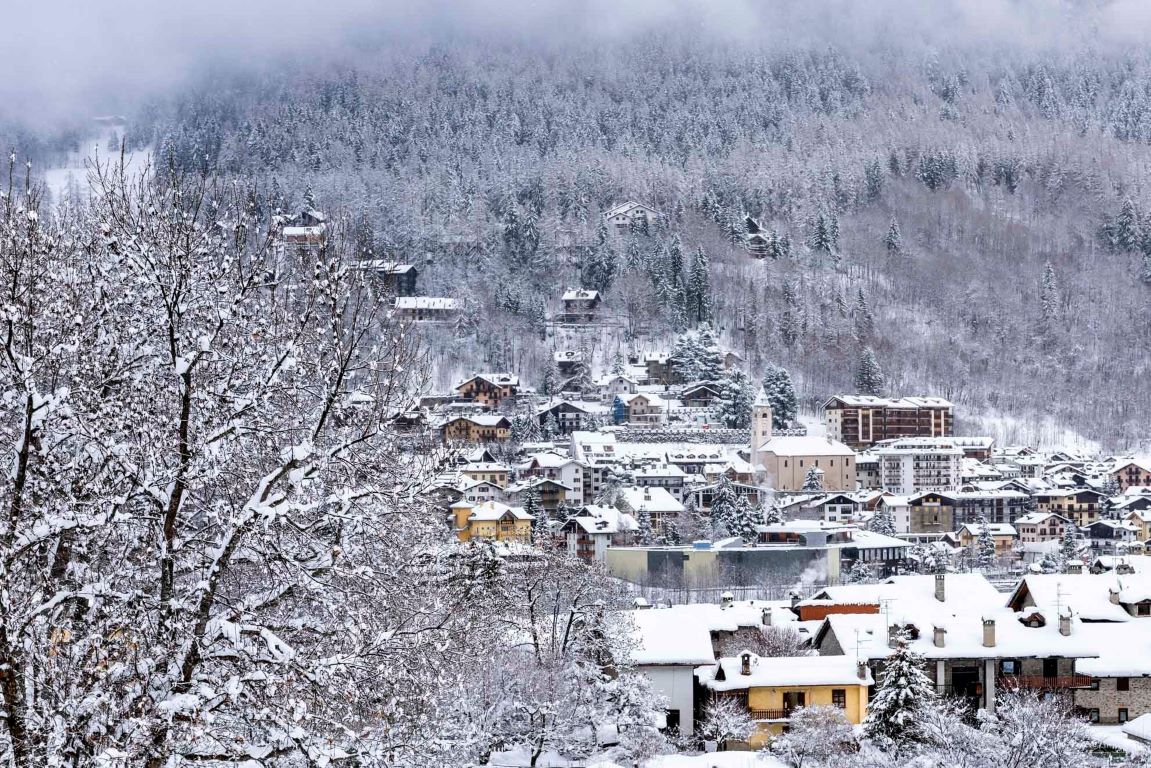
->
left=1000, top=660, right=1018, bottom=675
left=831, top=689, right=847, bottom=708
left=1118, top=677, right=1130, bottom=692
left=1140, top=604, right=1151, bottom=617
left=1088, top=709, right=1100, bottom=723
left=1121, top=708, right=1130, bottom=723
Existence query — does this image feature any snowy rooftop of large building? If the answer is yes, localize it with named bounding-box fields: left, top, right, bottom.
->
left=825, top=395, right=953, bottom=408
left=699, top=653, right=872, bottom=692
left=757, top=435, right=854, bottom=456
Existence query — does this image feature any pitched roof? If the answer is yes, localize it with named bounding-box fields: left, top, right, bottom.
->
left=699, top=654, right=871, bottom=692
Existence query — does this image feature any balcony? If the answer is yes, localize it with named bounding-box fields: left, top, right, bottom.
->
left=997, top=674, right=1094, bottom=691
left=749, top=708, right=791, bottom=721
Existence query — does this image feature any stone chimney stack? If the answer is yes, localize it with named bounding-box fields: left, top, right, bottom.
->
left=790, top=591, right=800, bottom=610
left=721, top=591, right=734, bottom=609
left=933, top=626, right=946, bottom=648
left=982, top=618, right=996, bottom=648
left=762, top=607, right=773, bottom=627
left=887, top=624, right=900, bottom=649
left=1110, top=587, right=1122, bottom=605
left=1059, top=612, right=1072, bottom=637
left=857, top=660, right=868, bottom=680
left=740, top=652, right=752, bottom=676
left=935, top=573, right=946, bottom=603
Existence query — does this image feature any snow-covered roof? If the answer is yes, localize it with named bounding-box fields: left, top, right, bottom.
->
left=602, top=201, right=661, bottom=219
left=618, top=485, right=684, bottom=515
left=959, top=523, right=1018, bottom=537
left=467, top=501, right=533, bottom=522
left=354, top=259, right=415, bottom=274
left=699, top=653, right=871, bottom=692
left=757, top=435, right=854, bottom=456
left=562, top=289, right=601, bottom=302
left=825, top=395, right=953, bottom=409
left=1124, top=714, right=1151, bottom=743
left=569, top=505, right=638, bottom=536
left=629, top=609, right=715, bottom=666
left=444, top=414, right=510, bottom=427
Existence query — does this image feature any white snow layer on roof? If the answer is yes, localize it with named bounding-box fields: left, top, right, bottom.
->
left=700, top=653, right=871, bottom=691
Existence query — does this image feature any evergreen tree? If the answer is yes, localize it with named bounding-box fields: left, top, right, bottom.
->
left=636, top=507, right=655, bottom=546
left=1109, top=198, right=1142, bottom=252
left=762, top=500, right=785, bottom=526
left=780, top=279, right=800, bottom=349
left=532, top=501, right=553, bottom=548
left=884, top=217, right=903, bottom=253
left=1040, top=261, right=1058, bottom=327
left=869, top=507, right=897, bottom=536
left=524, top=489, right=544, bottom=537
left=802, top=466, right=824, bottom=492
left=806, top=211, right=837, bottom=256
left=687, top=246, right=712, bottom=323
left=662, top=518, right=682, bottom=546
left=853, top=288, right=875, bottom=340
left=761, top=363, right=798, bottom=429
left=865, top=158, right=885, bottom=202
left=716, top=368, right=756, bottom=429
left=540, top=412, right=558, bottom=441
left=710, top=475, right=739, bottom=538
left=854, top=346, right=885, bottom=395
left=683, top=496, right=706, bottom=542
left=1059, top=523, right=1080, bottom=567
left=730, top=495, right=759, bottom=542
left=1141, top=251, right=1151, bottom=286
left=976, top=515, right=997, bottom=569
left=610, top=349, right=626, bottom=376
left=864, top=634, right=938, bottom=749
left=845, top=559, right=874, bottom=584
left=541, top=356, right=562, bottom=397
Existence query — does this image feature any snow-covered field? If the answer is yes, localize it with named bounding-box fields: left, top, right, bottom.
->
left=40, top=126, right=151, bottom=208
left=488, top=750, right=786, bottom=768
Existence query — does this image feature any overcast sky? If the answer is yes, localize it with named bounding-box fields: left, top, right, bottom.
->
left=5, top=0, right=1151, bottom=125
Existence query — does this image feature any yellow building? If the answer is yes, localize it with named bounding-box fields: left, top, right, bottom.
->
left=699, top=653, right=872, bottom=747
left=957, top=523, right=1018, bottom=556
left=451, top=500, right=534, bottom=542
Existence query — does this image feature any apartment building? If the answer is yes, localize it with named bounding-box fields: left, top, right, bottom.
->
left=824, top=396, right=953, bottom=450
left=871, top=437, right=963, bottom=494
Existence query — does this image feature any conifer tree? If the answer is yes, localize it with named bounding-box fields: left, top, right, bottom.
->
left=845, top=559, right=874, bottom=584
left=976, top=515, right=997, bottom=569
left=761, top=363, right=798, bottom=429
left=854, top=346, right=885, bottom=395
left=864, top=635, right=938, bottom=750
left=532, top=501, right=553, bottom=548
left=524, top=489, right=544, bottom=536
left=710, top=476, right=739, bottom=538
left=884, top=217, right=903, bottom=253
left=802, top=467, right=824, bottom=492
left=853, top=288, right=875, bottom=340
left=636, top=507, right=655, bottom=546
left=542, top=356, right=562, bottom=397
left=780, top=279, right=800, bottom=349
left=662, top=518, right=682, bottom=546
left=716, top=368, right=756, bottom=429
left=1040, top=261, right=1059, bottom=327
left=687, top=246, right=712, bottom=323
left=869, top=507, right=897, bottom=536
left=730, top=495, right=759, bottom=542
left=865, top=158, right=885, bottom=202
left=762, top=500, right=785, bottom=526
left=1059, top=523, right=1080, bottom=567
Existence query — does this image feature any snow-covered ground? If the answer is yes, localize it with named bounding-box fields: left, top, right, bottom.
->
left=40, top=125, right=151, bottom=208
left=958, top=408, right=1101, bottom=454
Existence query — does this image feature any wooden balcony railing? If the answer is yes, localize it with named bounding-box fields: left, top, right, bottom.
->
left=749, top=709, right=791, bottom=721
left=997, top=674, right=1094, bottom=691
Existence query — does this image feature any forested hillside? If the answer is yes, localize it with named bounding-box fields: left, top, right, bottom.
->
left=35, top=35, right=1151, bottom=448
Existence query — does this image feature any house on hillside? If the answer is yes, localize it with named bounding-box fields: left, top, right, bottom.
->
left=602, top=201, right=661, bottom=235
left=440, top=414, right=511, bottom=443
left=559, top=289, right=602, bottom=323
left=455, top=373, right=520, bottom=408
left=451, top=500, right=533, bottom=542
left=393, top=296, right=459, bottom=322
left=1112, top=460, right=1151, bottom=492
left=354, top=260, right=419, bottom=296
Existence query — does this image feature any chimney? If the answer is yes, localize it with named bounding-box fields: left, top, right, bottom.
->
left=857, top=660, right=868, bottom=680
left=887, top=624, right=901, bottom=649
left=1109, top=587, right=1121, bottom=605
left=721, top=591, right=734, bottom=609
left=982, top=618, right=996, bottom=648
left=1059, top=612, right=1072, bottom=637
left=933, top=626, right=946, bottom=648
left=762, top=607, right=773, bottom=627
left=740, top=652, right=752, bottom=676
left=935, top=573, right=946, bottom=603
left=790, top=591, right=800, bottom=610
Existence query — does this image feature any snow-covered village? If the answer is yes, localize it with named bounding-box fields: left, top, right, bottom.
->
left=10, top=1, right=1151, bottom=767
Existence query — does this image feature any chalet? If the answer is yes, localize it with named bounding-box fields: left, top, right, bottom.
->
left=614, top=393, right=667, bottom=425
left=522, top=452, right=587, bottom=506
left=455, top=373, right=520, bottom=408
left=644, top=352, right=677, bottom=386
left=1084, top=520, right=1141, bottom=554
left=537, top=400, right=605, bottom=436
left=440, top=414, right=511, bottom=443
left=457, top=478, right=507, bottom=505
left=1015, top=512, right=1073, bottom=546
left=504, top=477, right=571, bottom=512
left=561, top=504, right=638, bottom=561
left=1112, top=460, right=1151, bottom=492
left=957, top=523, right=1018, bottom=556
left=393, top=296, right=459, bottom=322
left=742, top=215, right=770, bottom=258
left=354, top=260, right=418, bottom=296
left=632, top=464, right=687, bottom=502
left=602, top=201, right=661, bottom=235
left=553, top=349, right=584, bottom=377
left=460, top=462, right=510, bottom=487
left=616, top=485, right=684, bottom=534
left=680, top=381, right=724, bottom=408
left=451, top=500, right=533, bottom=542
left=697, top=654, right=871, bottom=746
left=595, top=373, right=638, bottom=401
left=559, top=289, right=602, bottom=323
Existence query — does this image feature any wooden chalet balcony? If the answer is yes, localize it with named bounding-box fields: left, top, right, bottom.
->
left=997, top=674, right=1094, bottom=691
left=749, top=708, right=791, bottom=721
